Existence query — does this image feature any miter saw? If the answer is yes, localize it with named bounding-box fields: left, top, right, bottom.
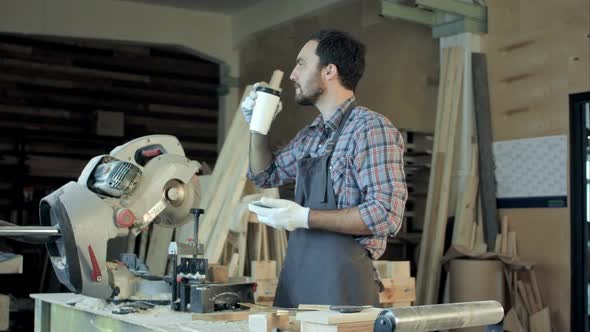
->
left=0, top=135, right=255, bottom=313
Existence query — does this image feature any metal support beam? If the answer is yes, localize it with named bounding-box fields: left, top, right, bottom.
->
left=416, top=0, right=487, bottom=21
left=381, top=0, right=434, bottom=26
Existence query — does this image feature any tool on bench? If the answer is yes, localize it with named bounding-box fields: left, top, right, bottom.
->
left=169, top=208, right=255, bottom=313
left=0, top=135, right=254, bottom=313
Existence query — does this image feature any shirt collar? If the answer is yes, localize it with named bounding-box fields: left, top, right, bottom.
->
left=309, top=96, right=356, bottom=131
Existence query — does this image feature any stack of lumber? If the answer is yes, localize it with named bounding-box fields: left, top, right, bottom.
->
left=416, top=47, right=465, bottom=305
left=372, top=260, right=415, bottom=307
left=504, top=268, right=551, bottom=332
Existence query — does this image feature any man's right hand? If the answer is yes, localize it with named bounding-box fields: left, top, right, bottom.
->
left=240, top=83, right=283, bottom=125
left=240, top=85, right=259, bottom=124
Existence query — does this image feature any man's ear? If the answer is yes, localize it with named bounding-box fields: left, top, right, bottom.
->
left=324, top=64, right=337, bottom=80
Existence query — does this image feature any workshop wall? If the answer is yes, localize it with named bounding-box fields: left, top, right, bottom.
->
left=238, top=0, right=438, bottom=148
left=482, top=0, right=590, bottom=331
left=0, top=0, right=240, bottom=142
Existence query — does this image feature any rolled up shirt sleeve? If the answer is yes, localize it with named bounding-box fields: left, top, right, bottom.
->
left=354, top=116, right=407, bottom=237
left=247, top=130, right=306, bottom=188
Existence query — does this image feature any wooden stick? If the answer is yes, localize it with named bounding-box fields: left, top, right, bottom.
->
left=501, top=216, right=508, bottom=254
left=517, top=281, right=533, bottom=315
left=530, top=269, right=544, bottom=308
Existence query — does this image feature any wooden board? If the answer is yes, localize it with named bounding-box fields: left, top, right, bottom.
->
left=300, top=320, right=373, bottom=332
left=207, top=264, right=228, bottom=283
left=197, top=87, right=252, bottom=248
left=379, top=277, right=416, bottom=304
left=416, top=47, right=465, bottom=305
left=251, top=260, right=277, bottom=280
left=191, top=310, right=250, bottom=322
left=372, top=261, right=411, bottom=279
left=255, top=279, right=278, bottom=305
left=249, top=312, right=298, bottom=332
left=451, top=143, right=479, bottom=248
left=296, top=308, right=381, bottom=325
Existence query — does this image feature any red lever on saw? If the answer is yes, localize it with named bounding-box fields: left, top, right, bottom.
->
left=88, top=245, right=102, bottom=282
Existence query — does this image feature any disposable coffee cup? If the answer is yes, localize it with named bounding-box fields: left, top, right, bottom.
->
left=249, top=86, right=281, bottom=135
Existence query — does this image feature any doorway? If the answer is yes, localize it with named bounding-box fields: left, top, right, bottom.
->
left=570, top=91, right=590, bottom=332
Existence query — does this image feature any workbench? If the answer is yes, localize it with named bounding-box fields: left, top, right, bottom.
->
left=31, top=293, right=250, bottom=332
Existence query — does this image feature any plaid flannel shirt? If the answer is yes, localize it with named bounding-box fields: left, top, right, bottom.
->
left=248, top=97, right=407, bottom=259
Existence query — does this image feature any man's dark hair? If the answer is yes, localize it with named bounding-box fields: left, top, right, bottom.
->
left=308, top=29, right=366, bottom=91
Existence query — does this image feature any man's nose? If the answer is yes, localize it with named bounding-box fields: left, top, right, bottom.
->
left=289, top=68, right=297, bottom=82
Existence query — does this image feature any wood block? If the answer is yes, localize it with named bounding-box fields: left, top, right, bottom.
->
left=390, top=261, right=410, bottom=278
left=207, top=264, right=228, bottom=283
left=504, top=309, right=525, bottom=332
left=372, top=261, right=410, bottom=279
left=529, top=307, right=551, bottom=332
left=192, top=310, right=249, bottom=321
left=249, top=312, right=298, bottom=332
left=300, top=320, right=373, bottom=332
left=296, top=308, right=381, bottom=325
left=255, top=278, right=278, bottom=304
left=379, top=277, right=416, bottom=304
left=251, top=260, right=277, bottom=279
left=0, top=294, right=8, bottom=331
left=299, top=304, right=332, bottom=311
left=372, top=261, right=389, bottom=279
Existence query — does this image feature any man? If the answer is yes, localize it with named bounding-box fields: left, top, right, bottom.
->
left=241, top=30, right=406, bottom=307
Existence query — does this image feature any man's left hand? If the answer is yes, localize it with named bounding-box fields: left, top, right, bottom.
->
left=248, top=197, right=310, bottom=231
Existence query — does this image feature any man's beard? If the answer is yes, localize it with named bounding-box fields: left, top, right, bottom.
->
left=295, top=80, right=324, bottom=106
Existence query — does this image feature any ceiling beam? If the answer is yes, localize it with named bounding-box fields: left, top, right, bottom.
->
left=416, top=0, right=486, bottom=21
left=432, top=16, right=487, bottom=38
left=380, top=0, right=487, bottom=39
left=381, top=0, right=434, bottom=26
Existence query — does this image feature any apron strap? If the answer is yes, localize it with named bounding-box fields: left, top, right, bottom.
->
left=324, top=101, right=356, bottom=155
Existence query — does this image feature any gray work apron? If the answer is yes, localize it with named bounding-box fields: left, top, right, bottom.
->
left=273, top=102, right=380, bottom=308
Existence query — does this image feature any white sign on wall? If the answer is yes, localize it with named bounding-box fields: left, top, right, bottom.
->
left=493, top=135, right=567, bottom=207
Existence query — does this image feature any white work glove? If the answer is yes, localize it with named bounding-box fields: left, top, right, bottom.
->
left=248, top=197, right=310, bottom=231
left=240, top=82, right=283, bottom=124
